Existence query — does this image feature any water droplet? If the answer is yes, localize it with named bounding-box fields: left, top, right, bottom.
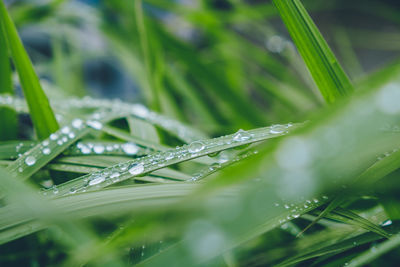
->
left=270, top=124, right=286, bottom=134
left=50, top=133, right=58, bottom=140
left=81, top=146, right=91, bottom=154
left=188, top=141, right=205, bottom=153
left=284, top=204, right=290, bottom=209
left=128, top=163, right=144, bottom=175
left=110, top=172, right=120, bottom=179
left=89, top=174, right=106, bottom=186
left=72, top=119, right=83, bottom=129
left=381, top=219, right=392, bottom=226
left=42, top=140, right=49, bottom=146
left=25, top=156, right=36, bottom=166
left=68, top=132, right=75, bottom=139
left=322, top=195, right=329, bottom=200
left=69, top=187, right=77, bottom=194
left=233, top=129, right=251, bottom=142
left=42, top=148, right=51, bottom=155
left=122, top=143, right=139, bottom=155
left=52, top=186, right=59, bottom=194
left=165, top=152, right=174, bottom=160
left=61, top=126, right=70, bottom=134
left=87, top=120, right=103, bottom=130
left=93, top=145, right=105, bottom=154
left=132, top=105, right=149, bottom=118
left=62, top=136, right=68, bottom=143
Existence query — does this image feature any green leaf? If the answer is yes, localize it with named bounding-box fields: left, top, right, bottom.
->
left=0, top=17, right=16, bottom=140
left=0, top=0, right=59, bottom=140
left=272, top=0, right=354, bottom=104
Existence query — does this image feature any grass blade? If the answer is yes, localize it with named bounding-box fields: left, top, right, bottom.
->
left=0, top=17, right=16, bottom=140
left=272, top=0, right=353, bottom=103
left=0, top=0, right=59, bottom=139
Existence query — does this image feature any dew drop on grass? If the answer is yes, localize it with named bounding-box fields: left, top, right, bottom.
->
left=270, top=124, right=286, bottom=134
left=68, top=132, right=75, bottom=139
left=188, top=141, right=205, bottom=153
left=381, top=219, right=392, bottom=226
left=93, top=145, right=105, bottom=154
left=165, top=152, right=174, bottom=160
left=42, top=140, right=49, bottom=146
left=110, top=172, right=120, bottom=179
left=72, top=118, right=83, bottom=129
left=87, top=120, right=103, bottom=130
left=81, top=146, right=91, bottom=154
left=128, top=163, right=144, bottom=175
left=89, top=174, right=106, bottom=186
left=61, top=126, right=70, bottom=134
left=122, top=143, right=139, bottom=155
left=69, top=187, right=77, bottom=194
left=25, top=156, right=36, bottom=166
left=51, top=185, right=59, bottom=195
left=42, top=148, right=51, bottom=155
left=132, top=105, right=149, bottom=118
left=233, top=129, right=252, bottom=142
left=50, top=133, right=58, bottom=140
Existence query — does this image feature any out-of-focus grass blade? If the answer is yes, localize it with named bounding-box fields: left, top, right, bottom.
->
left=347, top=233, right=400, bottom=267
left=324, top=207, right=390, bottom=238
left=0, top=1, right=59, bottom=140
left=272, top=0, right=354, bottom=104
left=0, top=18, right=16, bottom=140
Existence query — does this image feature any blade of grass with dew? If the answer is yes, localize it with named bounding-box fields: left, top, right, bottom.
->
left=272, top=0, right=354, bottom=103
left=46, top=123, right=298, bottom=196
left=0, top=1, right=59, bottom=139
left=0, top=93, right=207, bottom=143
left=6, top=112, right=127, bottom=179
left=0, top=18, right=17, bottom=140
left=322, top=207, right=390, bottom=238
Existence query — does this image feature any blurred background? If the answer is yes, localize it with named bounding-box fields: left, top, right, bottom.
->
left=5, top=0, right=400, bottom=134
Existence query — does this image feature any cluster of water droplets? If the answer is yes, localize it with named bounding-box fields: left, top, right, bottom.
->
left=376, top=147, right=399, bottom=161
left=46, top=123, right=295, bottom=196
left=51, top=96, right=206, bottom=143
left=15, top=117, right=93, bottom=174
left=273, top=195, right=329, bottom=226
left=71, top=141, right=145, bottom=156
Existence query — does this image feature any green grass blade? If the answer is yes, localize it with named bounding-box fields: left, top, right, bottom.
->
left=347, top=233, right=400, bottom=267
left=272, top=0, right=354, bottom=103
left=0, top=1, right=59, bottom=139
left=47, top=123, right=297, bottom=197
left=0, top=18, right=16, bottom=140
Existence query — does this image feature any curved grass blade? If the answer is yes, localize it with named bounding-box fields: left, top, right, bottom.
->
left=0, top=1, right=59, bottom=139
left=323, top=207, right=390, bottom=238
left=0, top=94, right=207, bottom=143
left=0, top=18, right=16, bottom=140
left=272, top=0, right=353, bottom=103
left=46, top=123, right=297, bottom=196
